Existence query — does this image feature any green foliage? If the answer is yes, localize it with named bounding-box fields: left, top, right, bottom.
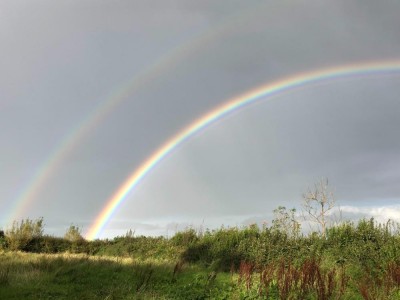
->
left=5, top=218, right=44, bottom=251
left=181, top=224, right=313, bottom=270
left=325, top=218, right=400, bottom=271
left=85, top=235, right=180, bottom=261
left=170, top=228, right=198, bottom=246
left=1, top=216, right=400, bottom=299
left=2, top=210, right=400, bottom=299
left=40, top=235, right=71, bottom=253
left=0, top=230, right=6, bottom=250
left=1, top=250, right=400, bottom=299
left=0, top=251, right=233, bottom=299
left=63, top=225, right=87, bottom=253
left=181, top=226, right=249, bottom=270
left=272, top=206, right=300, bottom=238
left=64, top=224, right=83, bottom=243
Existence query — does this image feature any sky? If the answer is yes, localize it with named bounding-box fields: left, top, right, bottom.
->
left=1, top=0, right=400, bottom=239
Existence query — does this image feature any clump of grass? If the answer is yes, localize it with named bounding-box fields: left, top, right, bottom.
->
left=171, top=259, right=184, bottom=282
left=0, top=265, right=10, bottom=285
left=133, top=263, right=154, bottom=293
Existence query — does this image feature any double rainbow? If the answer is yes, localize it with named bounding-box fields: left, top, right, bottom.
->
left=85, top=60, right=400, bottom=239
left=4, top=2, right=265, bottom=227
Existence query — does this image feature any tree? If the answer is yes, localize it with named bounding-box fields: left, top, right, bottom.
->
left=64, top=224, right=83, bottom=242
left=302, top=178, right=336, bottom=238
left=272, top=206, right=300, bottom=237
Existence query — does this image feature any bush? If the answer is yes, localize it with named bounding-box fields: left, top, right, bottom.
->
left=5, top=218, right=44, bottom=251
left=64, top=225, right=84, bottom=243
left=170, top=228, right=198, bottom=246
left=0, top=230, right=6, bottom=249
left=41, top=235, right=71, bottom=253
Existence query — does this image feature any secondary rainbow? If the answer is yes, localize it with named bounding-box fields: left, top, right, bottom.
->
left=86, top=60, right=400, bottom=239
left=4, top=3, right=266, bottom=228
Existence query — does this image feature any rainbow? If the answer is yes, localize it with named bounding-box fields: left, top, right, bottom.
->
left=4, top=4, right=265, bottom=226
left=85, top=60, right=400, bottom=239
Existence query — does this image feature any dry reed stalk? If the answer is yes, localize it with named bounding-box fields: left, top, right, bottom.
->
left=299, top=258, right=319, bottom=295
left=276, top=259, right=299, bottom=300
left=387, top=261, right=400, bottom=288
left=238, top=261, right=254, bottom=290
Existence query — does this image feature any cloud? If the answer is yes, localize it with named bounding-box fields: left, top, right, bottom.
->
left=339, top=204, right=400, bottom=223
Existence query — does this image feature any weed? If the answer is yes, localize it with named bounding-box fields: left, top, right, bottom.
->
left=258, top=263, right=274, bottom=298
left=387, top=261, right=400, bottom=288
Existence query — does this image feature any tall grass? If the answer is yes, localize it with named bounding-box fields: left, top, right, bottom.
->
left=1, top=217, right=400, bottom=298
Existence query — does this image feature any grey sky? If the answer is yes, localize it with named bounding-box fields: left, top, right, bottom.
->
left=1, top=0, right=400, bottom=238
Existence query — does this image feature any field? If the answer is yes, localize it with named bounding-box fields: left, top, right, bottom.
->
left=1, top=218, right=400, bottom=299
left=0, top=251, right=233, bottom=299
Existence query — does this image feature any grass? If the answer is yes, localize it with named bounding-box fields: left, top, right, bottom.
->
left=1, top=217, right=400, bottom=298
left=1, top=250, right=400, bottom=299
left=0, top=251, right=233, bottom=299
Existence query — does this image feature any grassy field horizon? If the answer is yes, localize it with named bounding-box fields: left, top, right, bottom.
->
left=1, top=215, right=400, bottom=299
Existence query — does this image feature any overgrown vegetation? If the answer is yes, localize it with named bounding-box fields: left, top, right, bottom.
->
left=4, top=217, right=44, bottom=251
left=1, top=217, right=399, bottom=299
left=1, top=180, right=399, bottom=299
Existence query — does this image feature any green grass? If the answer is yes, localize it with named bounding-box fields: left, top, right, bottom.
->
left=0, top=251, right=235, bottom=299
left=1, top=251, right=399, bottom=299
left=1, top=218, right=400, bottom=299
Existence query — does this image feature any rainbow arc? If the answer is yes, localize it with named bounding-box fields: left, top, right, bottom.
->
left=85, top=60, right=400, bottom=239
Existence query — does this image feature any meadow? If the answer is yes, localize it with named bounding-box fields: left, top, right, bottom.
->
left=1, top=215, right=400, bottom=299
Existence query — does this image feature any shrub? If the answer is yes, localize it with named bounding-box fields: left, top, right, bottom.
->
left=5, top=218, right=44, bottom=251
left=64, top=224, right=84, bottom=242
left=170, top=228, right=198, bottom=246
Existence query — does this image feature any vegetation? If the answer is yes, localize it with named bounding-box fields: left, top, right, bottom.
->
left=64, top=224, right=84, bottom=243
left=5, top=217, right=44, bottom=251
left=302, top=178, right=337, bottom=238
left=0, top=218, right=399, bottom=299
left=0, top=180, right=399, bottom=299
